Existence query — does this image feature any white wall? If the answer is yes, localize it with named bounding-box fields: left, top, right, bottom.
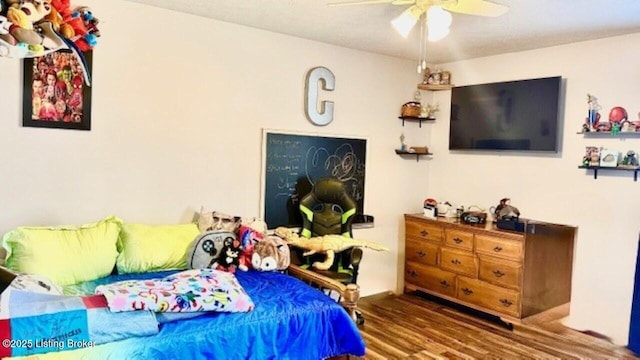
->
left=1, top=0, right=638, bottom=346
left=0, top=1, right=428, bottom=298
left=431, top=33, right=640, bottom=344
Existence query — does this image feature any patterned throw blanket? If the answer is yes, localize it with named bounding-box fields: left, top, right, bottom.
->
left=0, top=269, right=253, bottom=358
left=0, top=291, right=158, bottom=358
left=95, top=269, right=254, bottom=313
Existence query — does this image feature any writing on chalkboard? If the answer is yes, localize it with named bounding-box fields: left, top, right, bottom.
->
left=262, top=131, right=367, bottom=229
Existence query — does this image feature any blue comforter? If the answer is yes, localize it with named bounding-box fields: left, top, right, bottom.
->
left=22, top=270, right=366, bottom=359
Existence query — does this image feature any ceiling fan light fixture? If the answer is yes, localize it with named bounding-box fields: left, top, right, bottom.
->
left=427, top=25, right=450, bottom=41
left=426, top=5, right=452, bottom=41
left=391, top=5, right=424, bottom=38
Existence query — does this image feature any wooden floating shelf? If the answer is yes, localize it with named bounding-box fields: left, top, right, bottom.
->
left=578, top=165, right=639, bottom=181
left=396, top=149, right=433, bottom=162
left=417, top=84, right=454, bottom=91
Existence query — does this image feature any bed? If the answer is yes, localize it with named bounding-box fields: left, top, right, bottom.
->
left=3, top=217, right=365, bottom=360
left=4, top=266, right=365, bottom=359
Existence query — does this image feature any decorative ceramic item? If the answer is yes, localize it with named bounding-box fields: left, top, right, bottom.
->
left=599, top=149, right=620, bottom=167
left=623, top=151, right=639, bottom=167
left=399, top=133, right=406, bottom=151
left=422, top=103, right=439, bottom=120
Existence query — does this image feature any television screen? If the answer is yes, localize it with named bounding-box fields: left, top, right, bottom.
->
left=449, top=76, right=562, bottom=152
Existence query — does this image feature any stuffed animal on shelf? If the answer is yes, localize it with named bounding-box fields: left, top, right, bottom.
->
left=251, top=236, right=290, bottom=272
left=211, top=237, right=242, bottom=274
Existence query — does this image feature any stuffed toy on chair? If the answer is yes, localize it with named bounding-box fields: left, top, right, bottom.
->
left=251, top=236, right=290, bottom=272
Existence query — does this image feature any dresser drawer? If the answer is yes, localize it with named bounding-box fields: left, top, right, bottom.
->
left=405, top=262, right=456, bottom=298
left=406, top=238, right=439, bottom=266
left=478, top=255, right=522, bottom=290
left=475, top=235, right=523, bottom=261
left=444, top=229, right=474, bottom=252
left=406, top=220, right=444, bottom=243
left=440, top=247, right=477, bottom=278
left=457, top=277, right=521, bottom=318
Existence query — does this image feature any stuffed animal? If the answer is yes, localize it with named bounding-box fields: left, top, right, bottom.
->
left=251, top=236, right=290, bottom=272
left=211, top=237, right=242, bottom=274
left=274, top=227, right=389, bottom=271
left=1, top=0, right=64, bottom=51
left=236, top=225, right=264, bottom=271
left=186, top=230, right=235, bottom=270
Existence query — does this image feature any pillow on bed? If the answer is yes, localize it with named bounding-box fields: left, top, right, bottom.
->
left=1, top=216, right=121, bottom=286
left=116, top=223, right=199, bottom=274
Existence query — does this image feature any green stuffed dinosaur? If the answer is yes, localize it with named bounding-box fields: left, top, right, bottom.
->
left=274, top=227, right=389, bottom=270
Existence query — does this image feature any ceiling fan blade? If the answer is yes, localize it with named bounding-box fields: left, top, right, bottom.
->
left=328, top=0, right=395, bottom=6
left=442, top=0, right=508, bottom=17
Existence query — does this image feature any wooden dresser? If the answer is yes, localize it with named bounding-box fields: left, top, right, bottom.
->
left=404, top=214, right=576, bottom=322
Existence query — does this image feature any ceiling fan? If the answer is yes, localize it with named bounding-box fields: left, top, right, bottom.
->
left=329, top=0, right=509, bottom=38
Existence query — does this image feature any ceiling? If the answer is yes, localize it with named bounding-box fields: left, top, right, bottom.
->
left=126, top=0, right=640, bottom=64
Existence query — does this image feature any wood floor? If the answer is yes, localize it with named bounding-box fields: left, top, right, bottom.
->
left=356, top=292, right=638, bottom=360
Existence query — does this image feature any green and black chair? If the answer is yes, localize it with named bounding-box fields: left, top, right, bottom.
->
left=294, top=177, right=363, bottom=286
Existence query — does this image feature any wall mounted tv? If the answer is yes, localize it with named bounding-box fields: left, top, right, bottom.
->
left=449, top=76, right=562, bottom=152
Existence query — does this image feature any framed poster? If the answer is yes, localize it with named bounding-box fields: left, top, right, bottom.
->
left=22, top=50, right=92, bottom=130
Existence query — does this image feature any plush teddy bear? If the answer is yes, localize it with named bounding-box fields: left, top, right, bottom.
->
left=211, top=237, right=242, bottom=274
left=251, top=236, right=290, bottom=272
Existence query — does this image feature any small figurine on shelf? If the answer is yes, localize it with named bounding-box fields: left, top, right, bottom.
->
left=608, top=106, right=628, bottom=134
left=399, top=133, right=406, bottom=151
left=427, top=69, right=442, bottom=85
left=421, top=67, right=431, bottom=85
left=623, top=150, right=639, bottom=167
left=441, top=71, right=451, bottom=85
left=584, top=146, right=600, bottom=166
left=585, top=94, right=602, bottom=132
left=621, top=120, right=635, bottom=132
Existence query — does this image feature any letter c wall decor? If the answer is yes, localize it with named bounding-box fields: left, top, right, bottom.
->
left=305, top=66, right=335, bottom=126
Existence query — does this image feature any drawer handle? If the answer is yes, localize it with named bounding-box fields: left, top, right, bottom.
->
left=406, top=270, right=418, bottom=277
left=417, top=250, right=426, bottom=257
left=500, top=299, right=513, bottom=307
left=492, top=270, right=505, bottom=278
left=439, top=280, right=450, bottom=288
left=493, top=246, right=503, bottom=252
left=451, top=259, right=461, bottom=265
left=461, top=287, right=473, bottom=295
left=420, top=230, right=429, bottom=237
left=453, top=237, right=463, bottom=244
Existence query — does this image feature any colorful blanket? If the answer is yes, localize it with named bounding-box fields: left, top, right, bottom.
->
left=95, top=268, right=254, bottom=313
left=0, top=290, right=158, bottom=358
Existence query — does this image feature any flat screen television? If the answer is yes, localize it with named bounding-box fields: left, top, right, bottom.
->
left=449, top=76, right=562, bottom=152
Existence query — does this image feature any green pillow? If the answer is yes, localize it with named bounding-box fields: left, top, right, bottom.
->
left=2, top=216, right=122, bottom=286
left=116, top=223, right=199, bottom=274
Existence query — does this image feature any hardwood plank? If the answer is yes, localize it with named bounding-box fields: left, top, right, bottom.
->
left=356, top=292, right=638, bottom=360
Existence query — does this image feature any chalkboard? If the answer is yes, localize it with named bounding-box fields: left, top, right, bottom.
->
left=261, top=130, right=367, bottom=229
